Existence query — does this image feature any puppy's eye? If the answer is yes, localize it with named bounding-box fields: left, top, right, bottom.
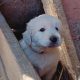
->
left=40, top=28, right=45, bottom=32
left=55, top=27, right=58, bottom=31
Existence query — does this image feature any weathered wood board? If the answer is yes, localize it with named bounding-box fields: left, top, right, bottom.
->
left=0, top=12, right=41, bottom=80
left=53, top=0, right=80, bottom=78
left=0, top=56, right=8, bottom=80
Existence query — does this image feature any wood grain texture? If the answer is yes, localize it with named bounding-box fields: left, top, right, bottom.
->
left=0, top=56, right=8, bottom=80
left=0, top=12, right=41, bottom=80
left=53, top=0, right=80, bottom=77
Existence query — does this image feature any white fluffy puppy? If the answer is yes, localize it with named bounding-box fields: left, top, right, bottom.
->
left=20, top=14, right=62, bottom=80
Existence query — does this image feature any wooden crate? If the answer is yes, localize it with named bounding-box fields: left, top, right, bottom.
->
left=0, top=0, right=79, bottom=80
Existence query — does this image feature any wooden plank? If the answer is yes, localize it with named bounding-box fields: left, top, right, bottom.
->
left=0, top=56, right=8, bottom=80
left=41, top=0, right=57, bottom=16
left=53, top=0, right=80, bottom=78
left=41, top=0, right=78, bottom=79
left=62, top=0, right=80, bottom=61
left=0, top=12, right=41, bottom=80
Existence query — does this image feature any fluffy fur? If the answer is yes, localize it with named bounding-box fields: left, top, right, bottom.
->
left=20, top=14, right=62, bottom=80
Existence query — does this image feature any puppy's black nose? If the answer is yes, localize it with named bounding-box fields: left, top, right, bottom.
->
left=50, top=36, right=58, bottom=43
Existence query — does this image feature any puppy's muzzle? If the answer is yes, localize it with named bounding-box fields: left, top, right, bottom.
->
left=49, top=36, right=59, bottom=47
left=50, top=36, right=58, bottom=43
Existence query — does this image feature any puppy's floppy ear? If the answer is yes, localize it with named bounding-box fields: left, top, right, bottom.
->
left=23, top=30, right=31, bottom=45
left=23, top=23, right=32, bottom=45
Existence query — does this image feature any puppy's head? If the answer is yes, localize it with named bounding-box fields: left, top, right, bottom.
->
left=23, top=14, right=62, bottom=48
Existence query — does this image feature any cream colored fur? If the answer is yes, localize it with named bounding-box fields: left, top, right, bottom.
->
left=20, top=14, right=62, bottom=80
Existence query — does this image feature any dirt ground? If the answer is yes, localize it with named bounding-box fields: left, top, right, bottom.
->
left=62, top=0, right=80, bottom=61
